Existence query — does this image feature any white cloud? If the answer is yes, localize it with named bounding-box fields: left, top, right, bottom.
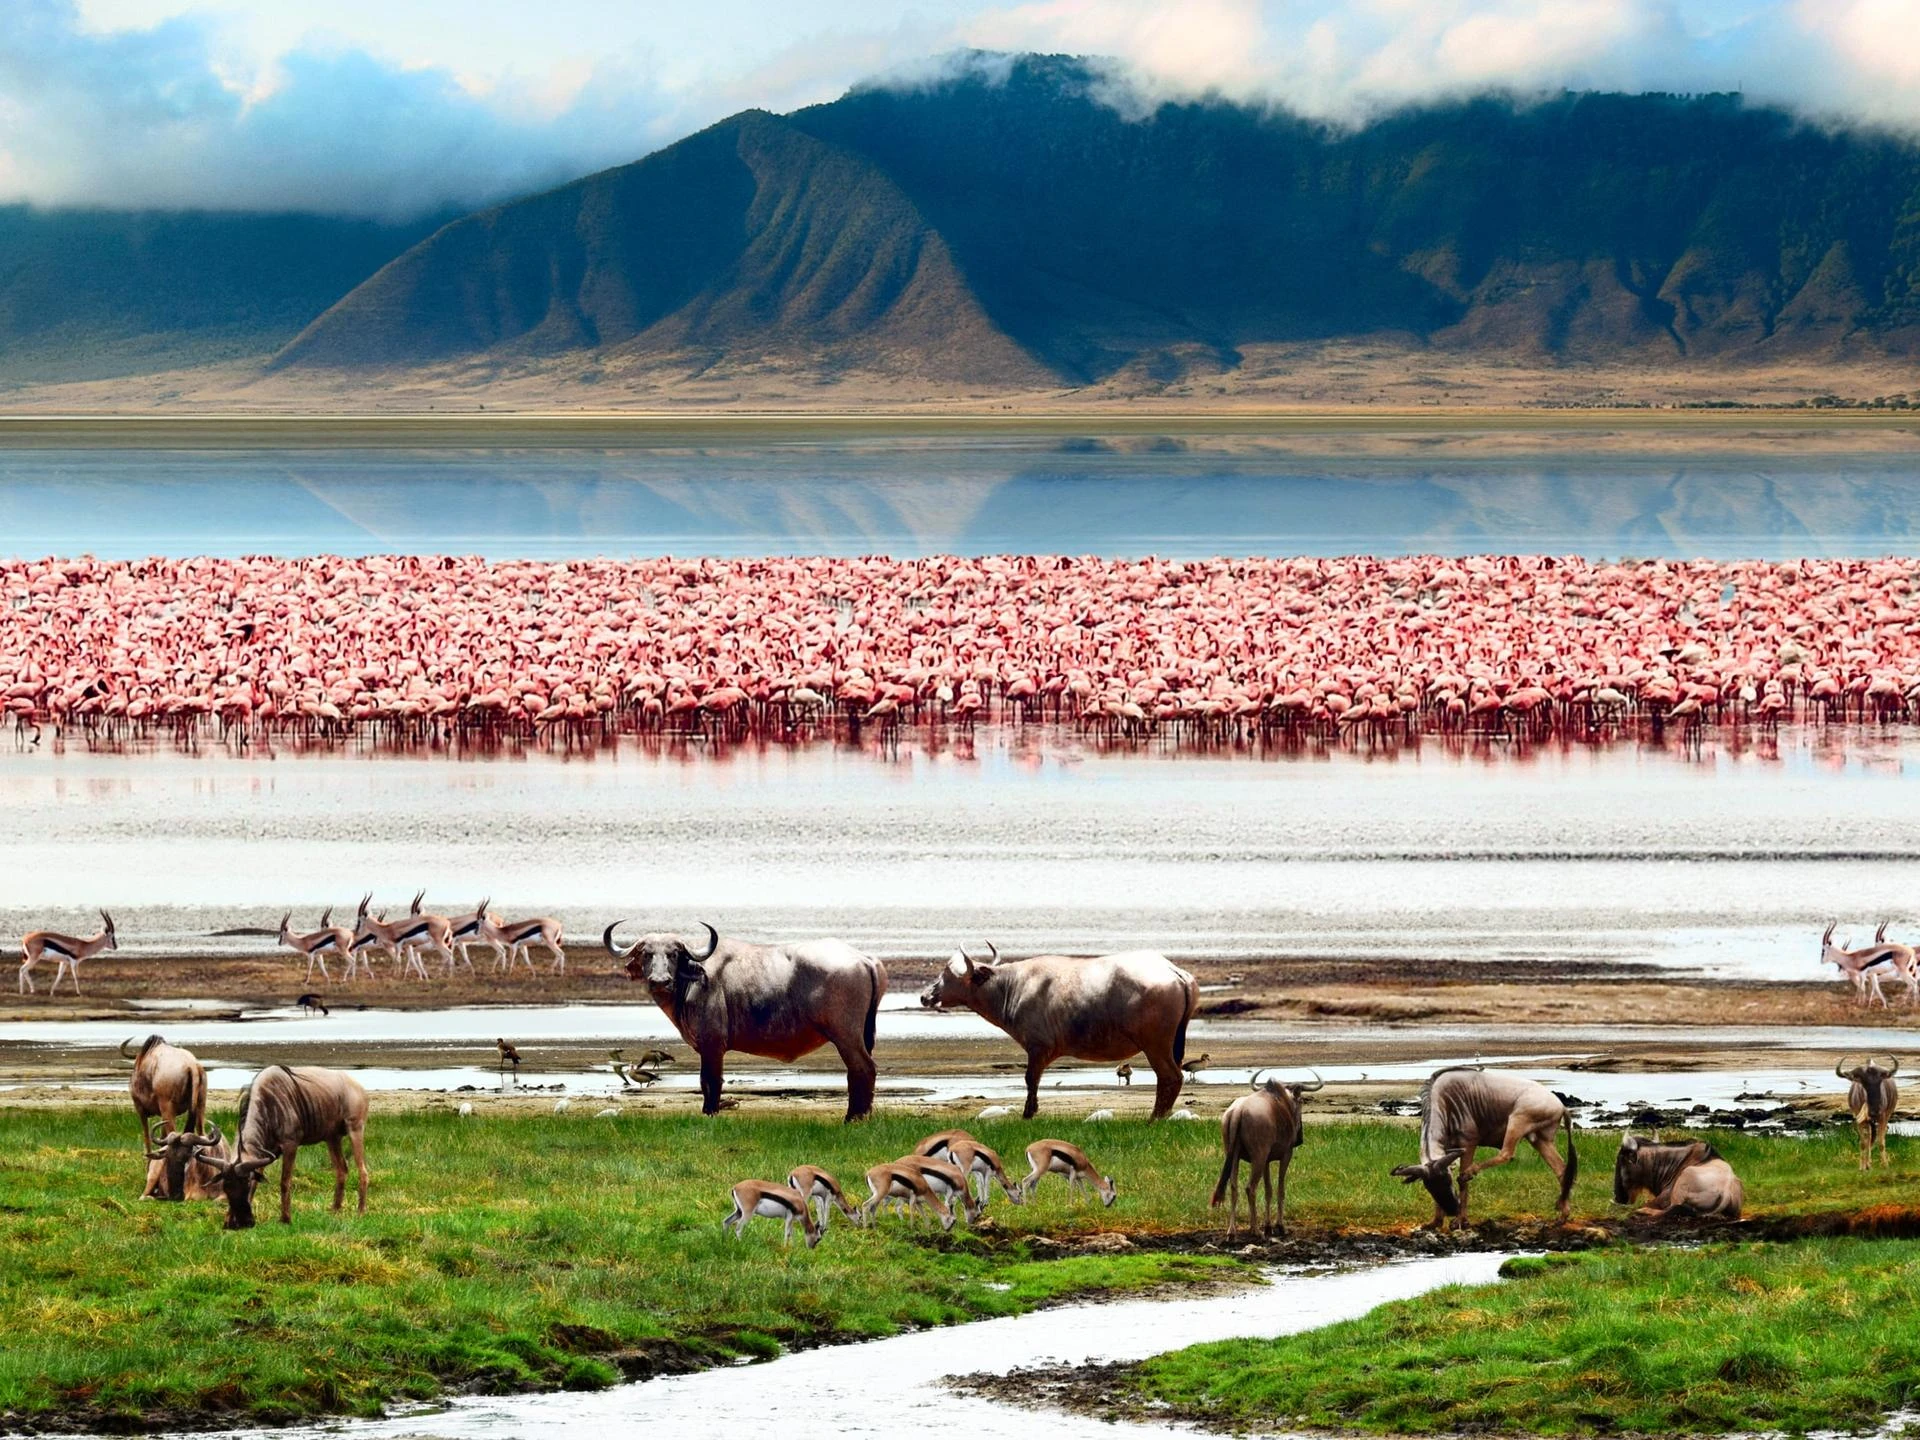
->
left=1, top=0, right=1917, bottom=219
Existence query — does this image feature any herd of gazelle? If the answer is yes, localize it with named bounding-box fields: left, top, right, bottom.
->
left=279, top=895, right=566, bottom=982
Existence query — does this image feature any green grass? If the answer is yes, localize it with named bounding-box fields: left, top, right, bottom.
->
left=1124, top=1239, right=1920, bottom=1435
left=1, top=1108, right=1914, bottom=1428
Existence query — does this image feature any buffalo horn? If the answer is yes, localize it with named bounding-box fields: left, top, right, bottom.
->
left=602, top=921, right=639, bottom=960
left=694, top=923, right=719, bottom=962
left=984, top=940, right=999, bottom=963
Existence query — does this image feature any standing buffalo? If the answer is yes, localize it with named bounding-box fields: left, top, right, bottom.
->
left=918, top=944, right=1198, bottom=1119
left=1613, top=1136, right=1743, bottom=1220
left=1391, top=1068, right=1578, bottom=1229
left=604, top=921, right=887, bottom=1121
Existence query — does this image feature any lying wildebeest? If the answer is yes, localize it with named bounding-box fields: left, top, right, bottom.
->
left=603, top=921, right=887, bottom=1121
left=1838, top=1055, right=1900, bottom=1169
left=918, top=944, right=1198, bottom=1119
left=1211, top=1070, right=1323, bottom=1237
left=204, top=1065, right=370, bottom=1228
left=1390, top=1067, right=1578, bottom=1229
left=125, top=1035, right=207, bottom=1186
left=1613, top=1135, right=1743, bottom=1219
left=142, top=1118, right=232, bottom=1201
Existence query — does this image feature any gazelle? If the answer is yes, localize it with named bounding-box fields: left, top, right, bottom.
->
left=350, top=896, right=428, bottom=981
left=277, top=908, right=353, bottom=984
left=894, top=1154, right=983, bottom=1224
left=19, top=910, right=117, bottom=995
left=1820, top=922, right=1914, bottom=1007
left=461, top=901, right=568, bottom=975
left=1017, top=1139, right=1118, bottom=1206
left=913, top=1130, right=1026, bottom=1208
left=397, top=891, right=466, bottom=977
left=859, top=1161, right=956, bottom=1231
left=786, top=1165, right=865, bottom=1230
left=723, top=1179, right=823, bottom=1247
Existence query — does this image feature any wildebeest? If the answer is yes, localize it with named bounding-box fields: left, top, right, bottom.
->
left=125, top=1035, right=207, bottom=1174
left=203, top=1065, right=370, bottom=1228
left=918, top=944, right=1198, bottom=1119
left=142, top=1118, right=232, bottom=1201
left=1838, top=1055, right=1900, bottom=1169
left=1211, top=1070, right=1323, bottom=1236
left=604, top=921, right=887, bottom=1121
left=1613, top=1135, right=1744, bottom=1219
left=1390, top=1068, right=1578, bottom=1229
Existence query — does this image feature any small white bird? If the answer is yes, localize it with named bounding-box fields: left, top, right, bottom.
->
left=1169, top=1108, right=1201, bottom=1121
left=552, top=1098, right=572, bottom=1115
left=975, top=1104, right=1013, bottom=1119
left=456, top=1102, right=474, bottom=1118
left=1084, top=1108, right=1116, bottom=1122
left=594, top=1107, right=619, bottom=1119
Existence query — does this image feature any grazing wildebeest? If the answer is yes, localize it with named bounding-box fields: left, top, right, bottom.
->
left=1838, top=1055, right=1900, bottom=1169
left=1612, top=1135, right=1744, bottom=1220
left=125, top=1035, right=207, bottom=1182
left=204, top=1065, right=370, bottom=1228
left=142, top=1118, right=232, bottom=1201
left=604, top=921, right=887, bottom=1121
left=1211, top=1070, right=1323, bottom=1237
left=918, top=944, right=1198, bottom=1119
left=1390, top=1068, right=1578, bottom=1230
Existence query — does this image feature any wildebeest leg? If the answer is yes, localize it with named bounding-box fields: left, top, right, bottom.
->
left=1023, top=1050, right=1048, bottom=1120
left=831, top=1034, right=876, bottom=1124
left=279, top=1146, right=297, bottom=1224
left=327, top=1137, right=346, bottom=1211
left=699, top=1050, right=725, bottom=1115
left=349, top=1121, right=368, bottom=1213
left=1274, top=1156, right=1289, bottom=1236
left=1455, top=1145, right=1477, bottom=1228
left=1527, top=1134, right=1571, bottom=1218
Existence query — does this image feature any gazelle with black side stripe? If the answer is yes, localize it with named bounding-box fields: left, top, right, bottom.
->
left=472, top=904, right=567, bottom=975
left=277, top=908, right=353, bottom=984
left=19, top=910, right=116, bottom=995
left=350, top=895, right=429, bottom=981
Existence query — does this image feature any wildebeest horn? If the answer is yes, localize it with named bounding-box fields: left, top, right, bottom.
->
left=694, top=923, right=719, bottom=961
left=200, top=1122, right=223, bottom=1148
left=119, top=1037, right=138, bottom=1060
left=602, top=921, right=638, bottom=959
left=1295, top=1070, right=1325, bottom=1092
left=985, top=940, right=999, bottom=963
left=1884, top=1056, right=1900, bottom=1077
left=1249, top=1068, right=1267, bottom=1089
left=1837, top=1056, right=1858, bottom=1079
left=146, top=1114, right=167, bottom=1144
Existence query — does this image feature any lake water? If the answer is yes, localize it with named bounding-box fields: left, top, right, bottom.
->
left=1, top=433, right=1919, bottom=558
left=0, top=729, right=1915, bottom=978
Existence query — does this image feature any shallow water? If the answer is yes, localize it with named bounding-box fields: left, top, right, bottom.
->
left=183, top=1253, right=1509, bottom=1440
left=3, top=437, right=1920, bottom=559
left=1, top=730, right=1917, bottom=977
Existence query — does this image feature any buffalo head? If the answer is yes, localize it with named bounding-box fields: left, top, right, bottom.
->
left=1391, top=1149, right=1465, bottom=1217
left=604, top=920, right=719, bottom=988
left=919, top=942, right=999, bottom=1008
left=209, top=1149, right=276, bottom=1229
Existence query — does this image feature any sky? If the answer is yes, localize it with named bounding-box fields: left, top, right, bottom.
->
left=0, top=0, right=1914, bottom=219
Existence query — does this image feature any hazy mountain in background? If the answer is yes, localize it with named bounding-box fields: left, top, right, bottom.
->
left=0, top=208, right=445, bottom=385
left=9, top=57, right=1920, bottom=401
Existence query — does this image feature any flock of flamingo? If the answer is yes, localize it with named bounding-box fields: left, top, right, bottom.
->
left=1, top=552, right=1916, bottom=746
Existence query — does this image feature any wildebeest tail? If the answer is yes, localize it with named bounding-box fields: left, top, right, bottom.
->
left=1172, top=971, right=1197, bottom=1068
left=1210, top=1112, right=1240, bottom=1206
left=863, top=965, right=880, bottom=1054
left=187, top=1063, right=207, bottom=1133
left=1554, top=1092, right=1579, bottom=1211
